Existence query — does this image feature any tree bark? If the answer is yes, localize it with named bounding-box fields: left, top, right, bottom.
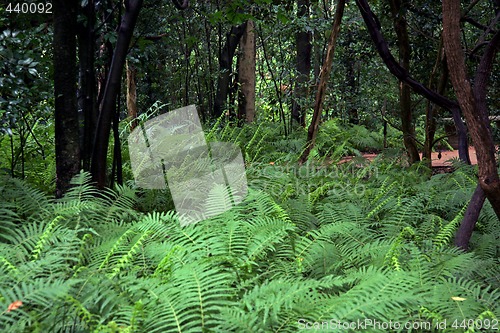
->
left=442, top=0, right=500, bottom=219
left=238, top=20, right=256, bottom=123
left=389, top=0, right=420, bottom=164
left=213, top=23, right=246, bottom=118
left=299, top=0, right=346, bottom=165
left=91, top=0, right=143, bottom=188
left=455, top=184, right=486, bottom=250
left=292, top=0, right=312, bottom=127
left=53, top=0, right=80, bottom=197
left=78, top=0, right=97, bottom=172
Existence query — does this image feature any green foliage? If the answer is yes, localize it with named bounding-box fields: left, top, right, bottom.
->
left=314, top=120, right=386, bottom=162
left=1, top=151, right=499, bottom=332
left=0, top=23, right=55, bottom=190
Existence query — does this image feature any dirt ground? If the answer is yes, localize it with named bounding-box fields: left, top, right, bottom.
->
left=339, top=147, right=485, bottom=167
left=425, top=147, right=478, bottom=167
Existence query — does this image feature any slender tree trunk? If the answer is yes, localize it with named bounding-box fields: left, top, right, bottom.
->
left=111, top=83, right=123, bottom=186
left=91, top=0, right=143, bottom=188
left=344, top=30, right=359, bottom=124
left=205, top=18, right=214, bottom=119
left=126, top=60, right=138, bottom=131
left=389, top=0, right=420, bottom=164
left=238, top=20, right=256, bottom=123
left=53, top=0, right=80, bottom=197
left=442, top=0, right=500, bottom=219
left=292, top=0, right=312, bottom=127
left=423, top=45, right=449, bottom=168
left=260, top=32, right=287, bottom=135
left=214, top=23, right=246, bottom=118
left=299, top=0, right=346, bottom=164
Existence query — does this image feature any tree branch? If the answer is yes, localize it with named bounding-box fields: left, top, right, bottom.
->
left=474, top=29, right=500, bottom=115
left=172, top=0, right=189, bottom=10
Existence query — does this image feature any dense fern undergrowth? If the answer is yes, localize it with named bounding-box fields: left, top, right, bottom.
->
left=1, top=121, right=500, bottom=332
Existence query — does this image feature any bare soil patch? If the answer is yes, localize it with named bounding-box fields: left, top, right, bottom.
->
left=339, top=147, right=485, bottom=167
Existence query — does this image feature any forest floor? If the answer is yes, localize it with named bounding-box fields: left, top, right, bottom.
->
left=340, top=147, right=481, bottom=168
left=424, top=147, right=478, bottom=166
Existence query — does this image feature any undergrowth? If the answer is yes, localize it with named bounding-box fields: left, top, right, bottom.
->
left=0, top=119, right=499, bottom=332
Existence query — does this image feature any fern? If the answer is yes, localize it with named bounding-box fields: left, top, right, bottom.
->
left=1, top=150, right=499, bottom=332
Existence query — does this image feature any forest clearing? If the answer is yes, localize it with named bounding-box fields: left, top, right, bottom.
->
left=1, top=0, right=499, bottom=332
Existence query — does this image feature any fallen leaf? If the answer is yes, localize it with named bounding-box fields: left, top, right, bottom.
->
left=7, top=300, right=23, bottom=312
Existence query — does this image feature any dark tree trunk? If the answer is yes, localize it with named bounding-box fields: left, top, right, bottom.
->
left=213, top=23, right=246, bottom=118
left=442, top=0, right=500, bottom=219
left=389, top=0, right=420, bottom=164
left=422, top=45, right=448, bottom=168
left=53, top=0, right=80, bottom=197
left=455, top=184, right=486, bottom=250
left=91, top=0, right=143, bottom=188
left=78, top=0, right=97, bottom=172
left=292, top=0, right=312, bottom=127
left=299, top=0, right=346, bottom=164
left=345, top=30, right=358, bottom=124
left=355, top=0, right=471, bottom=164
left=204, top=18, right=215, bottom=120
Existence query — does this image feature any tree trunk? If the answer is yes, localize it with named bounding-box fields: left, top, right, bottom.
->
left=78, top=0, right=97, bottom=172
left=442, top=0, right=500, bottom=219
left=53, top=0, right=80, bottom=197
left=213, top=23, right=246, bottom=118
left=455, top=184, right=486, bottom=250
left=389, top=0, right=420, bottom=164
left=299, top=0, right=346, bottom=165
left=126, top=60, right=138, bottom=131
left=292, top=0, right=312, bottom=127
left=344, top=30, right=358, bottom=124
left=422, top=44, right=448, bottom=169
left=238, top=20, right=256, bottom=123
left=91, top=0, right=143, bottom=188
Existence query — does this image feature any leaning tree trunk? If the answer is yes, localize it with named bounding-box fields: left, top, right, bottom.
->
left=299, top=0, right=346, bottom=165
left=53, top=0, right=80, bottom=197
left=238, top=20, right=256, bottom=123
left=91, top=0, right=143, bottom=188
left=442, top=0, right=500, bottom=220
left=389, top=0, right=420, bottom=164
